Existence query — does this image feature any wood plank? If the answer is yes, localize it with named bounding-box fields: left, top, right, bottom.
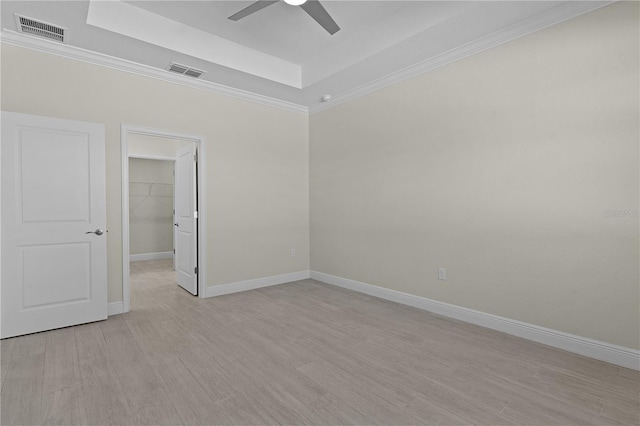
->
left=617, top=366, right=639, bottom=381
left=42, top=328, right=82, bottom=394
left=600, top=399, right=640, bottom=425
left=75, top=322, right=131, bottom=425
left=0, top=338, right=16, bottom=389
left=297, top=361, right=428, bottom=425
left=1, top=351, right=45, bottom=425
left=99, top=316, right=183, bottom=425
left=242, top=381, right=318, bottom=425
left=152, top=359, right=224, bottom=425
left=41, top=385, right=87, bottom=425
left=11, top=332, right=46, bottom=358
left=303, top=393, right=376, bottom=425
left=212, top=394, right=280, bottom=425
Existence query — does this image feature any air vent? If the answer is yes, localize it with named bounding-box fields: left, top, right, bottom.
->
left=167, top=62, right=205, bottom=79
left=15, top=14, right=65, bottom=43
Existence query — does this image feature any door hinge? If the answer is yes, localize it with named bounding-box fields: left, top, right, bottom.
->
left=194, top=153, right=198, bottom=162
left=194, top=266, right=198, bottom=275
left=173, top=249, right=175, bottom=254
left=194, top=211, right=198, bottom=219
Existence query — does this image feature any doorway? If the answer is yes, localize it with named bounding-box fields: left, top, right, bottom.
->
left=128, top=158, right=175, bottom=263
left=121, top=125, right=207, bottom=313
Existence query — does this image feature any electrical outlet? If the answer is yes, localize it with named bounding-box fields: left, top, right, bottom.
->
left=291, top=248, right=296, bottom=257
left=438, top=267, right=446, bottom=280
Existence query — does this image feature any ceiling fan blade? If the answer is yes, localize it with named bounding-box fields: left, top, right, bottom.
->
left=228, top=0, right=278, bottom=21
left=300, top=0, right=340, bottom=35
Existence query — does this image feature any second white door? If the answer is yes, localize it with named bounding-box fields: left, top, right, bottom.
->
left=174, top=144, right=198, bottom=295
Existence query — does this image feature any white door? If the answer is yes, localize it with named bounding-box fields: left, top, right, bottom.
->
left=1, top=112, right=107, bottom=338
left=173, top=171, right=178, bottom=271
left=174, top=144, right=197, bottom=295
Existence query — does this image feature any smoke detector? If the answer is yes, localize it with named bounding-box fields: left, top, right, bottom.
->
left=14, top=14, right=65, bottom=43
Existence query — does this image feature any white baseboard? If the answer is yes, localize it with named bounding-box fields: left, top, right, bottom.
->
left=130, top=251, right=173, bottom=262
left=206, top=270, right=311, bottom=298
left=310, top=271, right=640, bottom=371
left=107, top=301, right=124, bottom=316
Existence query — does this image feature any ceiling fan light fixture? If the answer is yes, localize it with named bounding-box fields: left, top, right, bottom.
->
left=228, top=0, right=339, bottom=35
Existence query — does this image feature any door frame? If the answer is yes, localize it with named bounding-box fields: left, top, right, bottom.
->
left=121, top=124, right=207, bottom=313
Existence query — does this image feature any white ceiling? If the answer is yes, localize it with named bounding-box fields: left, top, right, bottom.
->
left=1, top=0, right=611, bottom=113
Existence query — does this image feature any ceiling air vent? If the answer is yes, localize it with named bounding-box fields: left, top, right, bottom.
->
left=15, top=14, right=65, bottom=43
left=167, top=62, right=206, bottom=79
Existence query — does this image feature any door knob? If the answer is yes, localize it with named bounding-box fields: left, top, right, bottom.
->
left=174, top=223, right=179, bottom=227
left=86, top=229, right=105, bottom=235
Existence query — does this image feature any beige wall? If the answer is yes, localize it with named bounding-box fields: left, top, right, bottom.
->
left=1, top=45, right=310, bottom=302
left=129, top=158, right=174, bottom=256
left=310, top=2, right=639, bottom=349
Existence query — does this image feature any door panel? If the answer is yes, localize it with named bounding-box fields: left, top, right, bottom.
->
left=21, top=242, right=91, bottom=308
left=174, top=144, right=197, bottom=295
left=1, top=112, right=107, bottom=338
left=20, top=129, right=91, bottom=222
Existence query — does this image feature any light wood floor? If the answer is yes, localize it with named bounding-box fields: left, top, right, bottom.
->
left=1, top=259, right=638, bottom=425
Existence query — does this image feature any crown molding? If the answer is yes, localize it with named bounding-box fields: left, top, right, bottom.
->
left=309, top=1, right=615, bottom=114
left=0, top=30, right=309, bottom=115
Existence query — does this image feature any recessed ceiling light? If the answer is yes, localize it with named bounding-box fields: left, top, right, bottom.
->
left=284, top=0, right=307, bottom=5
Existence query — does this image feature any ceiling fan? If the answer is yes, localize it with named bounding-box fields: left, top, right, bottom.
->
left=228, top=0, right=340, bottom=35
